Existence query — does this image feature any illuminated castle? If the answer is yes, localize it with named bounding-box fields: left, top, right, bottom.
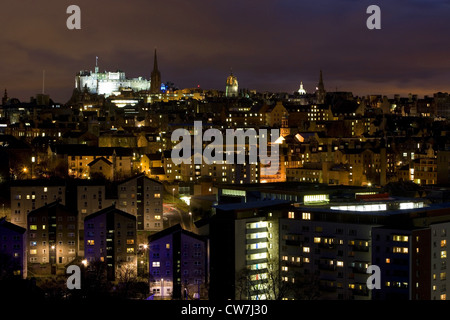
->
left=75, top=56, right=151, bottom=97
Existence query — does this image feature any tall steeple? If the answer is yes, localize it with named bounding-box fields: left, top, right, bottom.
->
left=2, top=89, right=7, bottom=106
left=150, top=48, right=161, bottom=94
left=316, top=70, right=326, bottom=104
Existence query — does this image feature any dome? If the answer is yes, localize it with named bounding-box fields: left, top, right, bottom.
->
left=298, top=82, right=307, bottom=95
left=226, top=73, right=238, bottom=87
left=225, top=71, right=239, bottom=97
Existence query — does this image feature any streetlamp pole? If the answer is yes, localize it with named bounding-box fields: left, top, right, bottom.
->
left=189, top=212, right=192, bottom=230
left=161, top=278, right=164, bottom=300
left=172, top=188, right=175, bottom=203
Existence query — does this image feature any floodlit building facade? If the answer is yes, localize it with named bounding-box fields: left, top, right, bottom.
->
left=84, top=205, right=137, bottom=281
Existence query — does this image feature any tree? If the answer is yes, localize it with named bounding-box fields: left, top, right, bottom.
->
left=115, top=262, right=149, bottom=299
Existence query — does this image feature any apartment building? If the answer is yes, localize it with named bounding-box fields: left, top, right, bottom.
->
left=50, top=144, right=134, bottom=180
left=148, top=224, right=207, bottom=299
left=372, top=221, right=450, bottom=300
left=209, top=182, right=450, bottom=300
left=10, top=179, right=66, bottom=229
left=0, top=217, right=27, bottom=278
left=27, top=201, right=78, bottom=275
left=84, top=205, right=137, bottom=281
left=116, top=174, right=163, bottom=232
left=207, top=200, right=288, bottom=300
left=74, top=182, right=115, bottom=256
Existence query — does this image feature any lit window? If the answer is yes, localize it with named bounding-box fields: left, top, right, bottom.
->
left=393, top=235, right=409, bottom=242
left=127, top=248, right=135, bottom=253
left=441, top=251, right=447, bottom=259
left=152, top=261, right=160, bottom=267
left=393, top=247, right=408, bottom=254
left=30, top=225, right=37, bottom=230
left=126, top=239, right=134, bottom=245
left=30, top=249, right=37, bottom=255
left=166, top=243, right=170, bottom=249
left=87, top=240, right=94, bottom=246
left=303, top=247, right=310, bottom=253
left=288, top=212, right=295, bottom=219
left=302, top=212, right=311, bottom=220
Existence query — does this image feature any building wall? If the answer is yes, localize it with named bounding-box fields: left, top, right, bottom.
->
left=10, top=185, right=65, bottom=229
left=84, top=208, right=137, bottom=281
left=411, top=228, right=431, bottom=300
left=77, top=185, right=114, bottom=256
left=117, top=176, right=163, bottom=232
left=280, top=215, right=374, bottom=300
left=148, top=229, right=207, bottom=299
left=0, top=220, right=27, bottom=278
left=68, top=154, right=132, bottom=180
left=430, top=222, right=450, bottom=300
left=27, top=203, right=78, bottom=274
left=149, top=234, right=174, bottom=298
left=372, top=227, right=412, bottom=300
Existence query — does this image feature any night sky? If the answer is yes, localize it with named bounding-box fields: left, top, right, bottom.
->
left=1, top=0, right=450, bottom=103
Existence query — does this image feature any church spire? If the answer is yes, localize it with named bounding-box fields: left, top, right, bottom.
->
left=150, top=48, right=161, bottom=94
left=316, top=70, right=326, bottom=104
left=153, top=48, right=159, bottom=73
left=2, top=89, right=7, bottom=106
left=318, top=70, right=324, bottom=91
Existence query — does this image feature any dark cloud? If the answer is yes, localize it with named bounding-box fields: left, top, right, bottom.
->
left=1, top=0, right=450, bottom=102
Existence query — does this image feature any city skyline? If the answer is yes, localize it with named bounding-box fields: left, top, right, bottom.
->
left=2, top=0, right=450, bottom=102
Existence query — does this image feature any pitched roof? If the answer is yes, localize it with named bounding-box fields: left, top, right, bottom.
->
left=116, top=173, right=162, bottom=186
left=84, top=204, right=136, bottom=222
left=148, top=223, right=206, bottom=243
left=27, top=201, right=76, bottom=216
left=0, top=217, right=26, bottom=234
left=88, top=157, right=112, bottom=167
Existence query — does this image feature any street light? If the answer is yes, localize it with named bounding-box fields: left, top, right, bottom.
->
left=172, top=188, right=175, bottom=203
left=189, top=212, right=192, bottom=229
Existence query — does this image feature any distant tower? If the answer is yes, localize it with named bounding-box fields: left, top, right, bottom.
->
left=298, top=82, right=307, bottom=95
left=150, top=49, right=161, bottom=94
left=225, top=70, right=238, bottom=97
left=316, top=70, right=326, bottom=104
left=95, top=56, right=99, bottom=73
left=2, top=89, right=7, bottom=105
